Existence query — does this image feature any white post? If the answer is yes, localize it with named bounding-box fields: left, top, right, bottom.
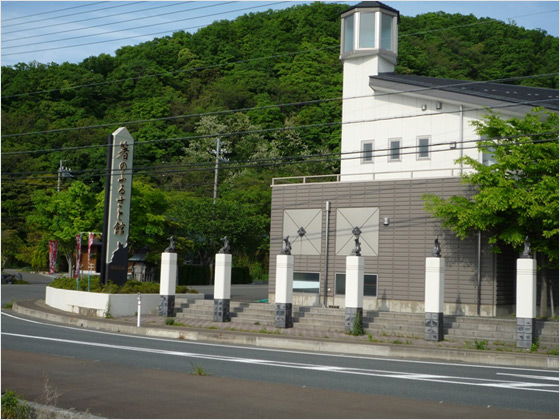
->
left=344, top=255, right=364, bottom=333
left=275, top=254, right=294, bottom=328
left=424, top=257, right=445, bottom=341
left=214, top=253, right=232, bottom=322
left=516, top=258, right=537, bottom=348
left=137, top=293, right=141, bottom=327
left=159, top=252, right=177, bottom=317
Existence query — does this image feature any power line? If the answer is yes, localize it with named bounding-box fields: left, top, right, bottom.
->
left=3, top=2, right=245, bottom=51
left=2, top=73, right=556, bottom=144
left=1, top=1, right=109, bottom=25
left=2, top=4, right=556, bottom=90
left=3, top=2, right=220, bottom=44
left=1, top=45, right=338, bottom=99
left=2, top=134, right=556, bottom=180
left=1, top=1, right=286, bottom=57
left=1, top=1, right=151, bottom=32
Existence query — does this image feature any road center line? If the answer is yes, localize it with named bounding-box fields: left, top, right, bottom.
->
left=3, top=331, right=558, bottom=394
left=3, top=311, right=557, bottom=374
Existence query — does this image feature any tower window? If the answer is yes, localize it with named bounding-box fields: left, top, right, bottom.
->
left=359, top=12, right=375, bottom=48
left=343, top=14, right=355, bottom=53
left=381, top=13, right=393, bottom=50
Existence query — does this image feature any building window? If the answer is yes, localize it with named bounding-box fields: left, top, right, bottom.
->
left=343, top=14, right=355, bottom=53
left=417, top=136, right=430, bottom=159
left=389, top=138, right=401, bottom=161
left=362, top=141, right=373, bottom=163
left=380, top=13, right=393, bottom=50
left=293, top=272, right=320, bottom=293
left=359, top=12, right=375, bottom=48
left=335, top=273, right=377, bottom=297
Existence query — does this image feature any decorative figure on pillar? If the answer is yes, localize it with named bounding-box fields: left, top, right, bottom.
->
left=281, top=236, right=292, bottom=255
left=350, top=226, right=362, bottom=256
left=165, top=236, right=176, bottom=253
left=431, top=235, right=441, bottom=257
left=218, top=236, right=231, bottom=254
left=521, top=236, right=531, bottom=259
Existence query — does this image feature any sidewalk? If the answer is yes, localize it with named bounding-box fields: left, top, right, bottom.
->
left=11, top=299, right=558, bottom=369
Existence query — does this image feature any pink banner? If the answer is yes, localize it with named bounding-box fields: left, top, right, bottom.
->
left=75, top=234, right=81, bottom=279
left=48, top=240, right=58, bottom=275
left=88, top=232, right=94, bottom=272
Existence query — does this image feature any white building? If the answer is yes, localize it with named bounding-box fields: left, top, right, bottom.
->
left=268, top=1, right=558, bottom=316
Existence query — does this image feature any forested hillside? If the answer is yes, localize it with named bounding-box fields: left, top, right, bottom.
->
left=2, top=2, right=558, bottom=277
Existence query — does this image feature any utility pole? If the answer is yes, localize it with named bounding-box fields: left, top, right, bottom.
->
left=57, top=160, right=72, bottom=192
left=213, top=138, right=221, bottom=205
left=212, top=138, right=228, bottom=204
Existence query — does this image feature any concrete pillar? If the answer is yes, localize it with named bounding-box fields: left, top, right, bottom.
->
left=159, top=252, right=177, bottom=317
left=275, top=254, right=294, bottom=328
left=214, top=253, right=232, bottom=322
left=344, top=255, right=364, bottom=333
left=516, top=258, right=537, bottom=348
left=424, top=257, right=445, bottom=341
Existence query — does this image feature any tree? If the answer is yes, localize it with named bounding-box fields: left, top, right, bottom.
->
left=28, top=181, right=99, bottom=277
left=424, top=109, right=559, bottom=313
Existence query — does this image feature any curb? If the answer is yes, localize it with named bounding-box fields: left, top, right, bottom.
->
left=12, top=301, right=559, bottom=369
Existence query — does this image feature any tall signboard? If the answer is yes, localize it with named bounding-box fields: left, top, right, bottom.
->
left=100, top=127, right=134, bottom=285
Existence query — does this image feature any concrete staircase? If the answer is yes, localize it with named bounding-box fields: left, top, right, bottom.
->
left=175, top=298, right=558, bottom=349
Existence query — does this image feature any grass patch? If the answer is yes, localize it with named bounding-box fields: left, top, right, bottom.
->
left=190, top=363, right=209, bottom=376
left=165, top=318, right=185, bottom=327
left=258, top=328, right=281, bottom=335
left=3, top=300, right=15, bottom=309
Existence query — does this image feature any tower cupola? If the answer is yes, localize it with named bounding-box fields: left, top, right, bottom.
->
left=340, top=1, right=399, bottom=72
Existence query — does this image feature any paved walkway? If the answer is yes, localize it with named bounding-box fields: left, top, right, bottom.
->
left=10, top=299, right=558, bottom=369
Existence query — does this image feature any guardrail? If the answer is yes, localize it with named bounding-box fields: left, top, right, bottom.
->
left=272, top=168, right=467, bottom=186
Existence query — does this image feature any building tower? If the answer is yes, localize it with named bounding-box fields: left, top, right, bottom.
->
left=340, top=1, right=400, bottom=179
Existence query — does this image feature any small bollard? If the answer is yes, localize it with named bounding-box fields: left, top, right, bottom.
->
left=137, top=292, right=141, bottom=327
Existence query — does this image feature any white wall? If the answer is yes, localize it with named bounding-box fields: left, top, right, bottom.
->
left=340, top=92, right=495, bottom=180
left=45, top=286, right=161, bottom=317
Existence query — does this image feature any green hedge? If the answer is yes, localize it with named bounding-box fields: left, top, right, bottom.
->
left=178, top=265, right=252, bottom=285
left=49, top=277, right=196, bottom=294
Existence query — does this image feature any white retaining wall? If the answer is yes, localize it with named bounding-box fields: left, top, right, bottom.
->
left=45, top=286, right=161, bottom=317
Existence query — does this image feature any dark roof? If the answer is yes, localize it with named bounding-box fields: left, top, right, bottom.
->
left=371, top=73, right=559, bottom=111
left=341, top=1, right=400, bottom=20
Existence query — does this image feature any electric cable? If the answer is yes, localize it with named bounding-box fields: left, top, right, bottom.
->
left=1, top=1, right=109, bottom=25
left=1, top=1, right=286, bottom=56
left=1, top=93, right=556, bottom=155
left=3, top=2, right=227, bottom=45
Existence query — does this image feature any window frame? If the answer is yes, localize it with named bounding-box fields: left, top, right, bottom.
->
left=417, top=136, right=431, bottom=160
left=335, top=273, right=378, bottom=297
left=361, top=140, right=374, bottom=164
left=388, top=138, right=402, bottom=162
left=293, top=271, right=321, bottom=294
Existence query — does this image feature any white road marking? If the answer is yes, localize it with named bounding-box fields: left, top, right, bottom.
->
left=2, top=311, right=557, bottom=373
left=2, top=330, right=558, bottom=394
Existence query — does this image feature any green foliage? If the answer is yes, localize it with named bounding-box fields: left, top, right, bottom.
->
left=424, top=109, right=559, bottom=266
left=1, top=3, right=558, bottom=275
left=49, top=277, right=194, bottom=294
left=1, top=390, right=33, bottom=419
left=190, top=363, right=210, bottom=376
left=348, top=312, right=364, bottom=336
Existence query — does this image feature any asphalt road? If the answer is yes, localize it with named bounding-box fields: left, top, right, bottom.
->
left=2, top=310, right=558, bottom=418
left=1, top=272, right=558, bottom=418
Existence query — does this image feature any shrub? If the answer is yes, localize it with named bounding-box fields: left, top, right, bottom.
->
left=1, top=390, right=33, bottom=419
left=49, top=277, right=198, bottom=294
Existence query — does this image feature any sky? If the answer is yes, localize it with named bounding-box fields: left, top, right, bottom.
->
left=1, top=0, right=558, bottom=67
